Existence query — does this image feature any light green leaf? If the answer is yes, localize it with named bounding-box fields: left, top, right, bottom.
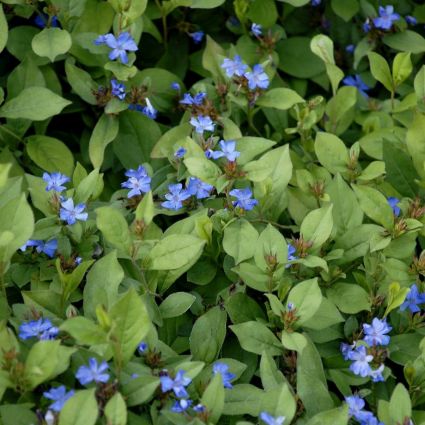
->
left=287, top=278, right=322, bottom=325
left=300, top=205, right=334, bottom=250
left=368, top=52, right=393, bottom=93
left=327, top=283, right=371, bottom=314
left=0, top=5, right=8, bottom=54
left=104, top=392, right=127, bottom=425
left=159, top=292, right=196, bottom=318
left=315, top=132, right=349, bottom=174
left=230, top=321, right=283, bottom=356
left=149, top=234, right=206, bottom=270
left=256, top=88, right=304, bottom=110
left=26, top=135, right=74, bottom=176
left=0, top=87, right=71, bottom=121
left=223, top=219, right=259, bottom=264
left=32, top=28, right=72, bottom=62
left=201, top=374, right=225, bottom=423
left=59, top=389, right=98, bottom=425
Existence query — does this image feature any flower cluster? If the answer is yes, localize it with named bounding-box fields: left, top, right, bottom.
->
left=341, top=317, right=391, bottom=382
left=221, top=55, right=270, bottom=91
left=363, top=5, right=400, bottom=33
left=206, top=140, right=240, bottom=162
left=121, top=165, right=151, bottom=198
left=20, top=239, right=57, bottom=258
left=94, top=32, right=138, bottom=64
left=19, top=318, right=59, bottom=341
left=60, top=198, right=88, bottom=225
left=43, top=172, right=69, bottom=192
left=346, top=395, right=383, bottom=425
left=230, top=187, right=258, bottom=212
left=162, top=177, right=214, bottom=210
left=76, top=358, right=110, bottom=385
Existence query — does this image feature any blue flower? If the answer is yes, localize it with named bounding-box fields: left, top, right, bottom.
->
left=342, top=75, right=370, bottom=97
left=400, top=284, right=425, bottom=313
left=171, top=399, right=192, bottom=413
left=369, top=364, right=385, bottom=382
left=212, top=362, right=236, bottom=389
left=244, top=64, right=270, bottom=90
left=121, top=165, right=151, bottom=198
left=75, top=256, right=82, bottom=265
left=95, top=32, right=138, bottom=64
left=221, top=55, right=248, bottom=78
left=346, top=44, right=355, bottom=53
left=347, top=345, right=373, bottom=377
left=287, top=302, right=294, bottom=311
left=180, top=92, right=206, bottom=106
left=230, top=188, right=258, bottom=211
left=138, top=342, right=148, bottom=353
left=186, top=177, right=213, bottom=199
left=111, top=79, right=126, bottom=100
left=43, top=172, right=70, bottom=192
left=160, top=370, right=192, bottom=398
left=346, top=395, right=366, bottom=418
left=251, top=23, right=262, bottom=37
left=162, top=184, right=191, bottom=210
left=362, top=318, right=392, bottom=346
left=43, top=386, right=75, bottom=412
left=76, top=358, right=110, bottom=385
left=142, top=98, right=158, bottom=120
left=34, top=13, right=59, bottom=28
left=174, top=147, right=187, bottom=159
left=387, top=197, right=401, bottom=216
left=373, top=6, right=400, bottom=30
left=190, top=31, right=204, bottom=44
left=311, top=0, right=321, bottom=6
left=60, top=198, right=88, bottom=225
left=405, top=15, right=417, bottom=26
left=209, top=140, right=240, bottom=162
left=19, top=318, right=59, bottom=341
left=259, top=412, right=286, bottom=425
left=171, top=82, right=181, bottom=91
left=20, top=239, right=58, bottom=258
left=286, top=243, right=298, bottom=266
left=340, top=342, right=356, bottom=360
left=193, top=404, right=206, bottom=412
left=190, top=115, right=215, bottom=134
left=363, top=18, right=372, bottom=33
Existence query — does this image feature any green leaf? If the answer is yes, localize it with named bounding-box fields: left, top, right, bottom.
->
left=384, top=282, right=410, bottom=317
left=383, top=30, right=425, bottom=54
left=190, top=306, right=227, bottom=362
left=26, top=135, right=74, bottom=176
left=96, top=206, right=132, bottom=254
left=149, top=234, right=206, bottom=270
left=0, top=194, right=34, bottom=265
left=297, top=336, right=334, bottom=415
left=0, top=5, right=8, bottom=54
left=324, top=86, right=357, bottom=135
left=301, top=297, right=344, bottom=330
left=352, top=184, right=394, bottom=230
left=60, top=317, right=107, bottom=345
left=0, top=87, right=71, bottom=121
left=235, top=137, right=276, bottom=166
left=287, top=278, right=322, bottom=325
left=230, top=321, right=283, bottom=356
left=281, top=331, right=308, bottom=353
left=300, top=206, right=334, bottom=250
left=327, top=174, right=363, bottom=235
left=256, top=88, right=304, bottom=110
left=59, top=389, right=98, bottom=425
left=254, top=224, right=288, bottom=270
left=260, top=350, right=286, bottom=391
left=368, top=52, right=393, bottom=93
left=414, top=66, right=425, bottom=102
left=201, top=374, right=225, bottom=423
left=277, top=37, right=325, bottom=78
left=223, top=219, right=258, bottom=264
left=327, top=283, right=371, bottom=314
left=32, top=28, right=72, bottom=62
left=135, top=191, right=154, bottom=226
left=223, top=384, right=264, bottom=416
left=260, top=383, right=296, bottom=423
left=202, top=35, right=225, bottom=78
left=225, top=293, right=266, bottom=324
left=75, top=168, right=102, bottom=203
left=315, top=132, right=349, bottom=174
left=104, top=392, right=127, bottom=425
left=406, top=113, right=425, bottom=180
left=388, top=384, right=412, bottom=425
left=151, top=123, right=192, bottom=158
left=392, top=52, right=412, bottom=87
left=121, top=375, right=160, bottom=407
left=191, top=0, right=225, bottom=7
left=89, top=113, right=119, bottom=169
left=83, top=251, right=124, bottom=319
left=109, top=288, right=151, bottom=364
left=65, top=59, right=98, bottom=104
left=184, top=157, right=222, bottom=186
left=305, top=406, right=349, bottom=425
left=383, top=143, right=418, bottom=198
left=159, top=292, right=196, bottom=319
left=331, top=0, right=359, bottom=21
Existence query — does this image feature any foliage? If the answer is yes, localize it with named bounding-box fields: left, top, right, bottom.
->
left=0, top=0, right=425, bottom=424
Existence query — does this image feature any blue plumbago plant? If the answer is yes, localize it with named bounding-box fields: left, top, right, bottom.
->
left=2, top=0, right=425, bottom=423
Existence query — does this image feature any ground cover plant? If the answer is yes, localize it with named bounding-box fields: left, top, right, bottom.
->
left=1, top=0, right=425, bottom=424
